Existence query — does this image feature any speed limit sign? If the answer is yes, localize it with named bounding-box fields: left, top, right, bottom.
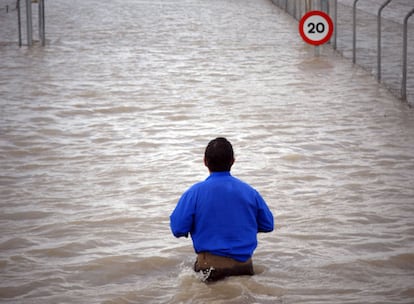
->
left=299, top=11, right=334, bottom=46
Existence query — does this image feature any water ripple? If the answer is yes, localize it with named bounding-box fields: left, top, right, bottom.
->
left=1, top=0, right=414, bottom=303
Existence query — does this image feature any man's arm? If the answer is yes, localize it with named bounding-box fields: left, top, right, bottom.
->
left=170, top=190, right=195, bottom=238
left=256, top=194, right=274, bottom=233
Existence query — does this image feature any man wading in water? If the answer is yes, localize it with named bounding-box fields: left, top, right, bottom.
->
left=170, top=137, right=274, bottom=282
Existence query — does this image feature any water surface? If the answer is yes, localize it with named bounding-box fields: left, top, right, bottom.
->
left=1, top=0, right=414, bottom=303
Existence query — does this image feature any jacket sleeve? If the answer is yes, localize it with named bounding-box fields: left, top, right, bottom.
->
left=170, top=189, right=196, bottom=238
left=255, top=193, right=274, bottom=233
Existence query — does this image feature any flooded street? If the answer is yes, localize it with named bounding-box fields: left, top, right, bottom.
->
left=1, top=0, right=414, bottom=303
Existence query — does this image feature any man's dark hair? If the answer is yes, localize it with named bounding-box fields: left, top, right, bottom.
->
left=204, top=137, right=234, bottom=172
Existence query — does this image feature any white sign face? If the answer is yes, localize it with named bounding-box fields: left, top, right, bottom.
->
left=299, top=11, right=333, bottom=46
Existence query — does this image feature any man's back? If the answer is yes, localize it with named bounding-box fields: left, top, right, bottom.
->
left=170, top=171, right=273, bottom=262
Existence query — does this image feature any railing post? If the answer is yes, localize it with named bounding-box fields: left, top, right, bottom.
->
left=314, top=0, right=320, bottom=11
left=321, top=0, right=329, bottom=13
left=17, top=0, right=22, bottom=47
left=332, top=0, right=337, bottom=50
left=305, top=0, right=311, bottom=12
left=293, top=0, right=296, bottom=19
left=352, top=0, right=359, bottom=64
left=39, top=0, right=45, bottom=46
left=401, top=8, right=414, bottom=101
left=25, top=0, right=32, bottom=47
left=377, top=0, right=392, bottom=82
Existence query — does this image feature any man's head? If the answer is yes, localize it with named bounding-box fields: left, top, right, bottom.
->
left=204, top=137, right=235, bottom=172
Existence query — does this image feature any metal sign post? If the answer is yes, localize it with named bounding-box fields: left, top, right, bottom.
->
left=299, top=10, right=334, bottom=56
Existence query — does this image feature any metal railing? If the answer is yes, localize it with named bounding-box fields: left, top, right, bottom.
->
left=1, top=0, right=46, bottom=47
left=352, top=0, right=359, bottom=64
left=402, top=8, right=414, bottom=100
left=18, top=0, right=46, bottom=47
left=271, top=0, right=414, bottom=105
left=377, top=0, right=392, bottom=82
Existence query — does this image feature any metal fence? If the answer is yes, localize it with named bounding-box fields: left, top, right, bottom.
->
left=271, top=0, right=414, bottom=106
left=0, top=0, right=45, bottom=47
left=1, top=0, right=413, bottom=104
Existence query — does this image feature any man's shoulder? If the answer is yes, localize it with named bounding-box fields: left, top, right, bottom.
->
left=230, top=175, right=256, bottom=190
left=184, top=179, right=207, bottom=193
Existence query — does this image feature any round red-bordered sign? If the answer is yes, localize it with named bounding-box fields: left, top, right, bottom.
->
left=299, top=11, right=334, bottom=46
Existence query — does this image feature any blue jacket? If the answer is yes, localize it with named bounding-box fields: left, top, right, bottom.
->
left=170, top=171, right=274, bottom=262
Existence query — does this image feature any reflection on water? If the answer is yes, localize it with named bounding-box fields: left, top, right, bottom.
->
left=1, top=0, right=414, bottom=303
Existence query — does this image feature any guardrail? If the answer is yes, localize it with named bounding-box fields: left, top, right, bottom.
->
left=2, top=0, right=46, bottom=47
left=271, top=0, right=414, bottom=105
left=377, top=0, right=392, bottom=82
left=19, top=0, right=46, bottom=47
left=402, top=8, right=414, bottom=100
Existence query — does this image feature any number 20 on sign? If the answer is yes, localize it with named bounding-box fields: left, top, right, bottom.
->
left=299, top=11, right=334, bottom=46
